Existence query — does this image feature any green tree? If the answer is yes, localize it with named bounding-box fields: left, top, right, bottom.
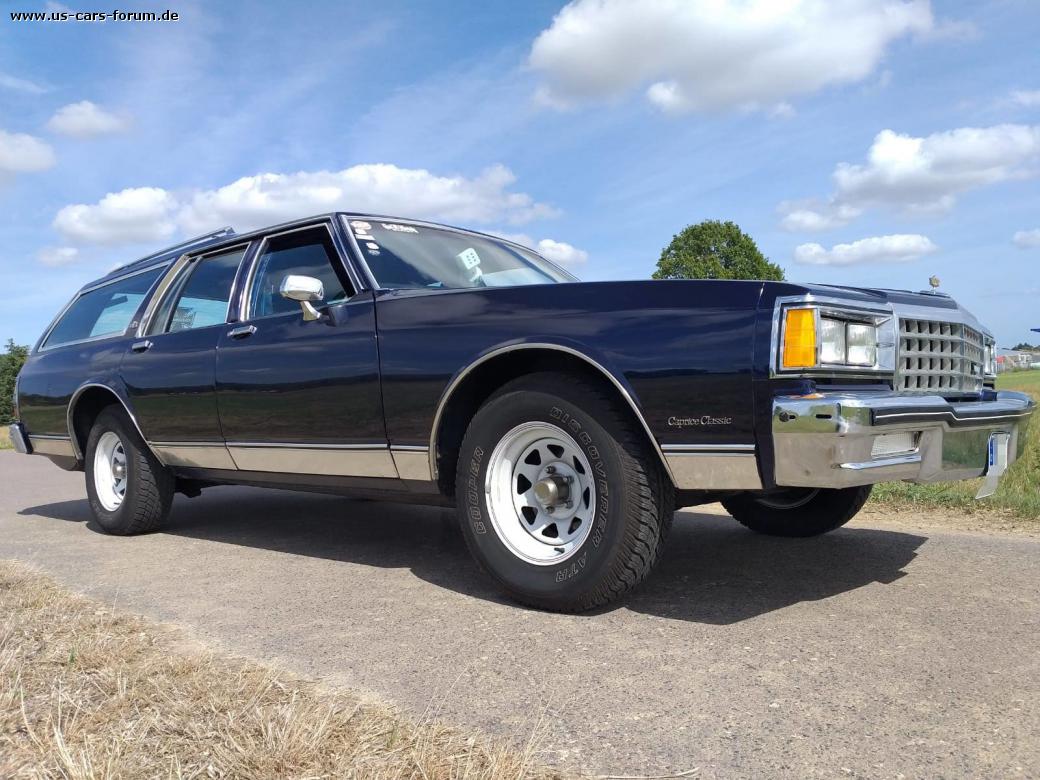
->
left=1012, top=342, right=1038, bottom=351
left=0, top=340, right=29, bottom=424
left=652, top=220, right=785, bottom=281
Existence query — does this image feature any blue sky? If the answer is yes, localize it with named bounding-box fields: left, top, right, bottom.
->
left=0, top=0, right=1038, bottom=348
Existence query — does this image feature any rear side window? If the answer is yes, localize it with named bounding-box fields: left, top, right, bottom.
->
left=149, top=248, right=244, bottom=334
left=43, top=268, right=163, bottom=349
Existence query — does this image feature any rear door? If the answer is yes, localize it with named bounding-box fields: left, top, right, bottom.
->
left=214, top=223, right=390, bottom=478
left=120, top=244, right=249, bottom=467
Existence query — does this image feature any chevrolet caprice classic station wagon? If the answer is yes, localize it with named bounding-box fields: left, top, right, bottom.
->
left=10, top=214, right=1035, bottom=611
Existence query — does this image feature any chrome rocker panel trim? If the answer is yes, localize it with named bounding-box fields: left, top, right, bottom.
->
left=772, top=390, right=1034, bottom=488
left=661, top=443, right=762, bottom=490
left=225, top=442, right=398, bottom=478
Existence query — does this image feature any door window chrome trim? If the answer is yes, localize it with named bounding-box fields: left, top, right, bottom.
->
left=237, top=221, right=362, bottom=323
left=428, top=343, right=676, bottom=486
left=37, top=263, right=170, bottom=353
left=65, top=382, right=162, bottom=464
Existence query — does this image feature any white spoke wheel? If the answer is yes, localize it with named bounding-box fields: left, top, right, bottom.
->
left=93, top=431, right=128, bottom=511
left=456, top=372, right=673, bottom=613
left=85, top=406, right=174, bottom=536
left=486, top=422, right=597, bottom=565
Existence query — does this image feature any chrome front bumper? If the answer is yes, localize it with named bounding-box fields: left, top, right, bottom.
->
left=772, top=390, right=1034, bottom=488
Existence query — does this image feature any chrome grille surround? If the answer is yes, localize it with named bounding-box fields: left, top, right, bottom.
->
left=897, top=317, right=985, bottom=394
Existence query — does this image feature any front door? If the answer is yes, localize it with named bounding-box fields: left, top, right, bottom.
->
left=120, top=245, right=248, bottom=468
left=215, top=224, right=390, bottom=478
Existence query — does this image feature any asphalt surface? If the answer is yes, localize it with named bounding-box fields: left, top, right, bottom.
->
left=1, top=451, right=1038, bottom=778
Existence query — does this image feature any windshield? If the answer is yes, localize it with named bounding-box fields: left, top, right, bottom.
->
left=343, top=217, right=574, bottom=289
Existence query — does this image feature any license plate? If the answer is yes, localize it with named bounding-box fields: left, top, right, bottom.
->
left=975, top=432, right=1011, bottom=499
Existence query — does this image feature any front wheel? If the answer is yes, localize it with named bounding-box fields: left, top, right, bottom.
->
left=455, top=372, right=673, bottom=612
left=85, top=406, right=174, bottom=535
left=721, top=485, right=872, bottom=537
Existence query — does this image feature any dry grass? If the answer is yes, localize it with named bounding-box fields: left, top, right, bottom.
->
left=872, top=370, right=1040, bottom=521
left=0, top=427, right=11, bottom=449
left=0, top=561, right=561, bottom=780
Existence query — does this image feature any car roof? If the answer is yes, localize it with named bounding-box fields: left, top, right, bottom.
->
left=83, top=212, right=555, bottom=290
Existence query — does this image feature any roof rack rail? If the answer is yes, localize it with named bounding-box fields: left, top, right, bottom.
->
left=111, top=226, right=236, bottom=272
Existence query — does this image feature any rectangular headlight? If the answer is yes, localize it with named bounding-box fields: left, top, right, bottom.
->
left=820, top=317, right=847, bottom=364
left=846, top=322, right=878, bottom=366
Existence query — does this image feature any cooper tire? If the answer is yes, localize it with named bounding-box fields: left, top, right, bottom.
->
left=455, top=372, right=673, bottom=612
left=85, top=406, right=174, bottom=536
left=721, top=485, right=872, bottom=538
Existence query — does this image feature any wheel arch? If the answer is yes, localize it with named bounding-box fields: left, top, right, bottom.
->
left=429, top=343, right=675, bottom=495
left=67, top=383, right=160, bottom=464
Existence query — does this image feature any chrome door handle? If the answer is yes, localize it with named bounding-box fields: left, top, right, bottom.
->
left=130, top=340, right=153, bottom=353
left=228, top=325, right=257, bottom=339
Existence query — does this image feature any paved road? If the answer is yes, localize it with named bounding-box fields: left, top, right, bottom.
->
left=1, top=451, right=1037, bottom=778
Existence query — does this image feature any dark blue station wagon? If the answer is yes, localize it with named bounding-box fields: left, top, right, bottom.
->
left=10, top=213, right=1035, bottom=611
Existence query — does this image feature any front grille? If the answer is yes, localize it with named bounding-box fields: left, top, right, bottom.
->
left=898, top=318, right=985, bottom=394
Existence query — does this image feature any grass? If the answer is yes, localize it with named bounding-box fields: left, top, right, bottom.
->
left=871, top=370, right=1040, bottom=520
left=0, top=426, right=10, bottom=449
left=0, top=560, right=560, bottom=780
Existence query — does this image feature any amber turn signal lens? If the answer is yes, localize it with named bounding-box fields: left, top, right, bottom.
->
left=782, top=308, right=817, bottom=368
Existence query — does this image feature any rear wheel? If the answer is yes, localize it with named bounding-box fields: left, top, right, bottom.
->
left=85, top=406, right=174, bottom=535
left=455, top=372, right=672, bottom=612
left=721, top=485, right=872, bottom=537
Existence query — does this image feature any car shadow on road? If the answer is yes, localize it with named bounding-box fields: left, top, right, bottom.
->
left=20, top=487, right=927, bottom=625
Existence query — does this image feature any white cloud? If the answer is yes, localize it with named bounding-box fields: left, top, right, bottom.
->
left=781, top=124, right=1040, bottom=230
left=1013, top=229, right=1040, bottom=249
left=178, top=164, right=557, bottom=234
left=52, top=165, right=556, bottom=246
left=53, top=187, right=177, bottom=245
left=498, top=233, right=588, bottom=266
left=534, top=238, right=588, bottom=266
left=0, top=72, right=49, bottom=95
left=833, top=125, right=1040, bottom=213
left=794, top=234, right=938, bottom=266
left=46, top=101, right=130, bottom=138
left=37, top=246, right=79, bottom=267
left=0, top=130, right=56, bottom=176
left=529, top=0, right=932, bottom=114
left=1010, top=90, right=1040, bottom=108
left=778, top=201, right=862, bottom=232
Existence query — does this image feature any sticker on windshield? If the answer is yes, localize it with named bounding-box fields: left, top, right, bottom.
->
left=380, top=223, right=418, bottom=233
left=350, top=221, right=371, bottom=231
left=366, top=242, right=380, bottom=250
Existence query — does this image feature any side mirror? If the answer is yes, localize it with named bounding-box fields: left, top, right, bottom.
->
left=279, top=275, right=324, bottom=321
